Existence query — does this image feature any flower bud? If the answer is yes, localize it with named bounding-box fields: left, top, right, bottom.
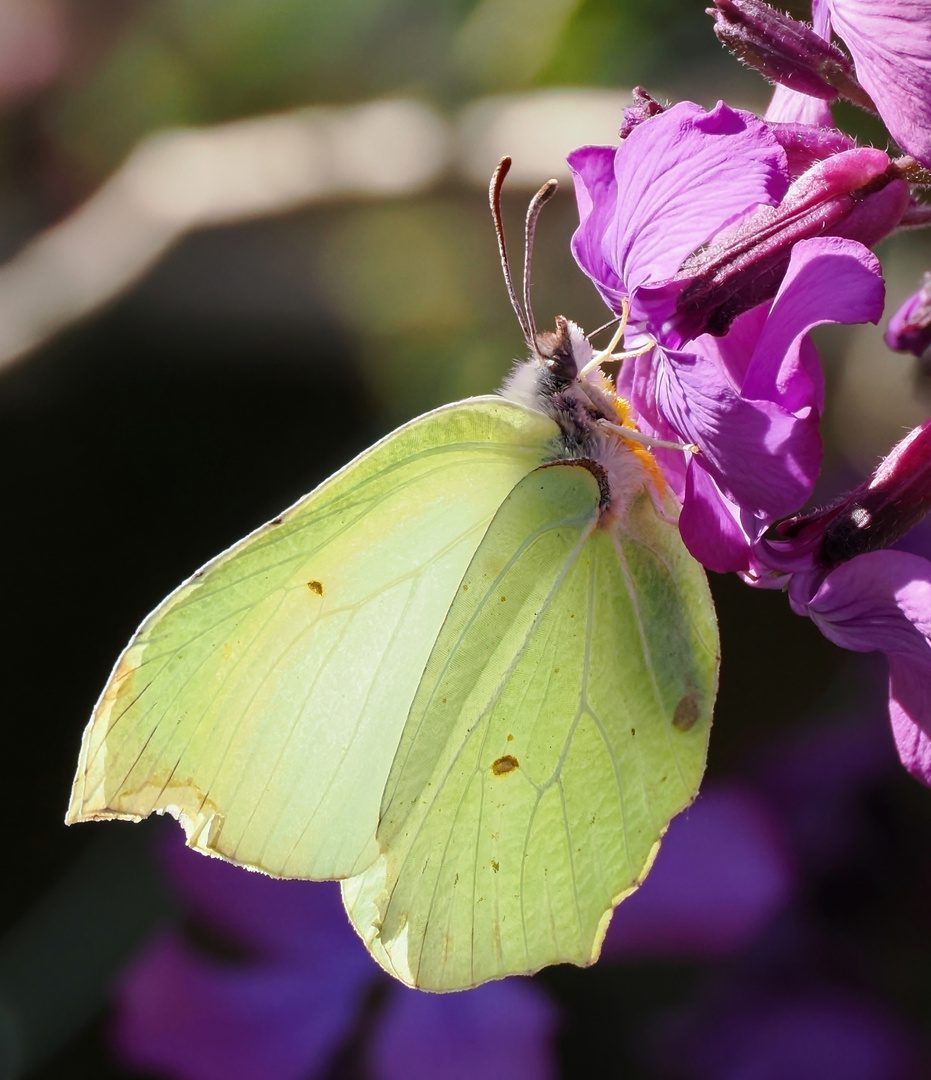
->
left=672, top=148, right=909, bottom=338
left=772, top=419, right=931, bottom=567
left=620, top=88, right=665, bottom=140
left=708, top=0, right=873, bottom=111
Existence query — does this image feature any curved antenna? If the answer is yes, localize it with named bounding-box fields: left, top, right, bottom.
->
left=522, top=178, right=558, bottom=345
left=489, top=157, right=532, bottom=347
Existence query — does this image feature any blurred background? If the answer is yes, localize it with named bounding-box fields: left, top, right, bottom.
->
left=1, top=0, right=930, bottom=1077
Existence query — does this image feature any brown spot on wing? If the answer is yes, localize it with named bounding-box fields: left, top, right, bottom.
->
left=491, top=755, right=519, bottom=776
left=672, top=691, right=700, bottom=732
left=306, top=580, right=324, bottom=595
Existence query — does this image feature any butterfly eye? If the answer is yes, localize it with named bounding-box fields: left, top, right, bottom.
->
left=543, top=346, right=577, bottom=383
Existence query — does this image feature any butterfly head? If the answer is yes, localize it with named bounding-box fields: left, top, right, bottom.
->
left=532, top=315, right=593, bottom=387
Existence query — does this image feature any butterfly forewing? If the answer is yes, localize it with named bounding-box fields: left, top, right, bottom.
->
left=68, top=398, right=558, bottom=880
left=342, top=463, right=718, bottom=990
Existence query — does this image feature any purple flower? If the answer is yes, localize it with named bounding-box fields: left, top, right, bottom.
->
left=570, top=101, right=790, bottom=323
left=569, top=101, right=886, bottom=571
left=636, top=717, right=924, bottom=1080
left=751, top=420, right=931, bottom=786
left=885, top=271, right=931, bottom=356
left=112, top=831, right=558, bottom=1080
left=654, top=988, right=921, bottom=1080
left=817, top=0, right=931, bottom=167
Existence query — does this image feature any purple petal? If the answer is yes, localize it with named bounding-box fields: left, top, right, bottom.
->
left=113, top=932, right=372, bottom=1080
left=697, top=303, right=770, bottom=390
left=618, top=347, right=689, bottom=498
left=831, top=173, right=912, bottom=248
left=805, top=551, right=931, bottom=782
left=741, top=236, right=884, bottom=409
left=812, top=0, right=834, bottom=39
left=827, top=0, right=931, bottom=165
left=569, top=101, right=789, bottom=323
left=806, top=550, right=931, bottom=654
left=566, top=144, right=627, bottom=312
left=765, top=83, right=835, bottom=126
left=368, top=981, right=558, bottom=1080
left=651, top=343, right=822, bottom=519
left=889, top=654, right=931, bottom=784
left=601, top=784, right=793, bottom=958
left=679, top=465, right=754, bottom=573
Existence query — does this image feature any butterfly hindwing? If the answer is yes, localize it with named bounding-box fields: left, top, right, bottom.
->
left=343, top=462, right=718, bottom=990
left=67, top=398, right=558, bottom=880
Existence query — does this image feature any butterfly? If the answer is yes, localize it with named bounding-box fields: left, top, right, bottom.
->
left=67, top=158, right=719, bottom=992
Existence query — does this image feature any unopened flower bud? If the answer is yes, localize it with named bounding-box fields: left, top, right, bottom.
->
left=773, top=419, right=931, bottom=567
left=708, top=0, right=873, bottom=111
left=620, top=88, right=665, bottom=140
left=672, top=148, right=910, bottom=338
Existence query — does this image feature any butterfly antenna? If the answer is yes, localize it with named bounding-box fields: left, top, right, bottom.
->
left=523, top=177, right=558, bottom=345
left=489, top=157, right=533, bottom=348
left=589, top=314, right=623, bottom=340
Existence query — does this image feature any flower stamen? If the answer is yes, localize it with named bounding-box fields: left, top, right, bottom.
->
left=580, top=297, right=658, bottom=377
left=598, top=418, right=700, bottom=455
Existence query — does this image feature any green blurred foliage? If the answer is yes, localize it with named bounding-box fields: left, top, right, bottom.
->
left=44, top=0, right=729, bottom=177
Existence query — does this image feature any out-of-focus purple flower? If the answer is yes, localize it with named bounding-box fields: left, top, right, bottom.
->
left=757, top=713, right=897, bottom=873
left=601, top=785, right=794, bottom=958
left=653, top=987, right=922, bottom=1080
left=817, top=0, right=931, bottom=167
left=0, top=0, right=66, bottom=105
left=569, top=101, right=886, bottom=570
left=112, top=832, right=558, bottom=1080
left=885, top=271, right=931, bottom=356
left=370, top=982, right=557, bottom=1080
left=751, top=420, right=931, bottom=785
left=637, top=718, right=923, bottom=1080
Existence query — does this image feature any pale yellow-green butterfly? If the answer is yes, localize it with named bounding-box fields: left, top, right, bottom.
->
left=67, top=158, right=719, bottom=992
